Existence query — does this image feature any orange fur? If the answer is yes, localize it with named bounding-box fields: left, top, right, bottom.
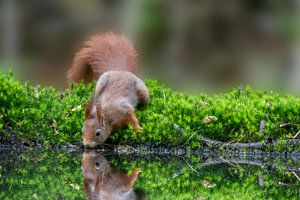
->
left=85, top=93, right=95, bottom=119
left=88, top=71, right=149, bottom=147
left=81, top=151, right=147, bottom=200
left=67, top=32, right=138, bottom=84
left=67, top=33, right=149, bottom=148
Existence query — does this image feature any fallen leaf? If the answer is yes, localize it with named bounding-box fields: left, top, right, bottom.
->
left=203, top=116, right=218, bottom=124
left=202, top=179, right=216, bottom=188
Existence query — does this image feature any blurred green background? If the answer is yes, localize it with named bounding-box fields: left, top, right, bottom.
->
left=0, top=0, right=300, bottom=93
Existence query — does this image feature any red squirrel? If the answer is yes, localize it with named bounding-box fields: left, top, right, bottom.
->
left=67, top=33, right=150, bottom=148
left=81, top=151, right=147, bottom=200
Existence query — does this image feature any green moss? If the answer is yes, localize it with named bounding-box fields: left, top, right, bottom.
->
left=0, top=72, right=300, bottom=146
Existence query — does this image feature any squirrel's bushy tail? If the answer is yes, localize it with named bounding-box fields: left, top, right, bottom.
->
left=67, top=32, right=138, bottom=84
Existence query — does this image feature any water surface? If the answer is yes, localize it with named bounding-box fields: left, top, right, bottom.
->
left=1, top=149, right=300, bottom=199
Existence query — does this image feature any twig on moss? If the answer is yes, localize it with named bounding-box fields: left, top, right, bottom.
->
left=280, top=122, right=296, bottom=127
left=278, top=182, right=297, bottom=186
left=223, top=138, right=243, bottom=151
left=174, top=129, right=202, bottom=150
left=170, top=122, right=300, bottom=149
left=196, top=136, right=300, bottom=148
left=198, top=158, right=300, bottom=172
left=292, top=172, right=300, bottom=182
left=293, top=130, right=300, bottom=139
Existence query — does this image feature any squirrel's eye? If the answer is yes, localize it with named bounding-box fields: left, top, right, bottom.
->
left=95, top=162, right=101, bottom=169
left=95, top=129, right=101, bottom=136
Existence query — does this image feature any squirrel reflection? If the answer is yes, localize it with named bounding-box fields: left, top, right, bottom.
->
left=81, top=150, right=147, bottom=200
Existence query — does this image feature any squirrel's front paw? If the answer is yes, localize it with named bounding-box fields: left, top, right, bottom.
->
left=133, top=168, right=142, bottom=174
left=134, top=126, right=143, bottom=133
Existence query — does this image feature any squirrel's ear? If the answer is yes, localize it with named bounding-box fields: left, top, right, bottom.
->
left=96, top=106, right=102, bottom=123
left=84, top=104, right=90, bottom=119
left=85, top=93, right=95, bottom=119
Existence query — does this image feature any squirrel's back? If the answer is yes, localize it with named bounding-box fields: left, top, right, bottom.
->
left=67, top=32, right=138, bottom=84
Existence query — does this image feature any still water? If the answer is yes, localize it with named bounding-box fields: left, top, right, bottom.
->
left=0, top=148, right=300, bottom=199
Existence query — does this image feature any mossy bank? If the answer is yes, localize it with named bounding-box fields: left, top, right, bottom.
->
left=1, top=73, right=300, bottom=148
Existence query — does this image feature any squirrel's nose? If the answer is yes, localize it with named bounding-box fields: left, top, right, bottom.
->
left=83, top=141, right=94, bottom=149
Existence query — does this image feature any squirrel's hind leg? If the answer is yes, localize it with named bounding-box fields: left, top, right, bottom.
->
left=135, top=78, right=150, bottom=106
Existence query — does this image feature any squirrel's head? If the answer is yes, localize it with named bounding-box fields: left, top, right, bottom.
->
left=82, top=106, right=110, bottom=148
left=81, top=150, right=109, bottom=177
left=82, top=149, right=148, bottom=200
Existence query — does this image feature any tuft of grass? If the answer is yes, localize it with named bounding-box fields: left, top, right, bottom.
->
left=0, top=72, right=300, bottom=146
